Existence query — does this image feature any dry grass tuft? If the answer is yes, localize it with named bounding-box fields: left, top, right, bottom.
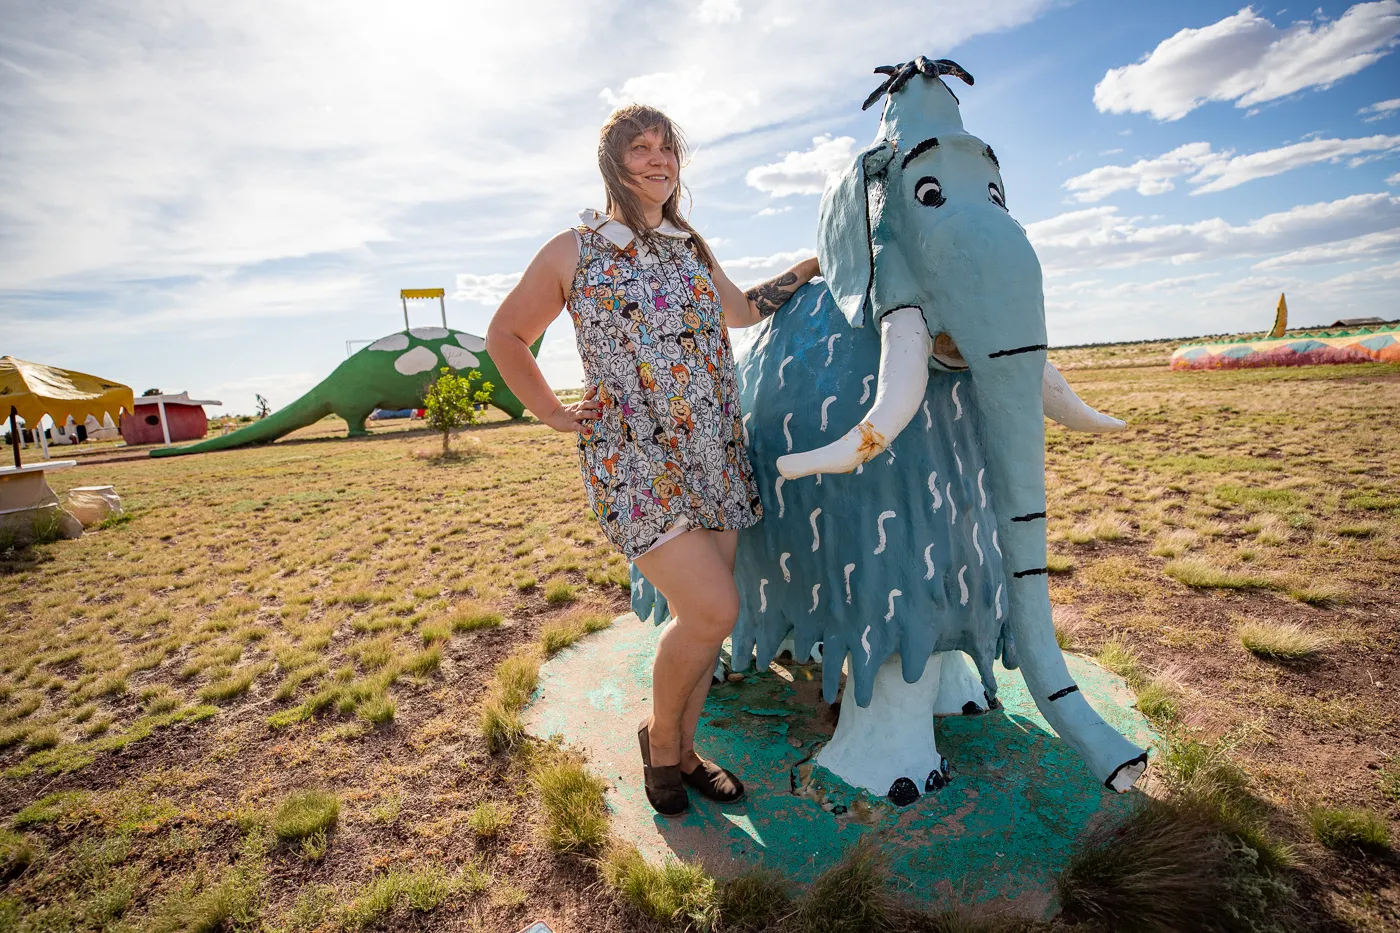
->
left=1309, top=807, right=1391, bottom=853
left=532, top=754, right=609, bottom=853
left=1163, top=558, right=1271, bottom=590
left=1238, top=621, right=1328, bottom=661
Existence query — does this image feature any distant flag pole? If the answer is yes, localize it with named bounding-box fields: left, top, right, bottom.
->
left=400, top=288, right=448, bottom=329
left=1270, top=293, right=1288, bottom=338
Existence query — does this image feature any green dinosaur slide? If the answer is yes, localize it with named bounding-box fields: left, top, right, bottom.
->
left=151, top=327, right=537, bottom=457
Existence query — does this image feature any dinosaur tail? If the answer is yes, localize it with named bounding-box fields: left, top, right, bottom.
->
left=150, top=388, right=334, bottom=458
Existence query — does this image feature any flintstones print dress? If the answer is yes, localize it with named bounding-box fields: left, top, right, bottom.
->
left=566, top=209, right=762, bottom=559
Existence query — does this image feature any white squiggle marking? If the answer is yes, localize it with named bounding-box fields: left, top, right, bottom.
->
left=809, top=584, right=821, bottom=613
left=844, top=563, right=855, bottom=604
left=994, top=584, right=1003, bottom=620
left=952, top=382, right=963, bottom=420
left=780, top=552, right=791, bottom=582
left=861, top=625, right=872, bottom=662
left=923, top=399, right=932, bottom=430
left=809, top=508, right=822, bottom=551
left=947, top=486, right=957, bottom=524
left=859, top=374, right=874, bottom=404
left=955, top=450, right=963, bottom=476
left=874, top=510, right=896, bottom=555
left=774, top=477, right=786, bottom=518
left=855, top=464, right=863, bottom=475
left=815, top=474, right=822, bottom=485
left=742, top=412, right=752, bottom=446
left=741, top=363, right=754, bottom=392
left=759, top=579, right=768, bottom=613
left=783, top=412, right=793, bottom=452
left=978, top=469, right=987, bottom=508
left=928, top=472, right=943, bottom=509
left=885, top=588, right=902, bottom=622
left=992, top=529, right=1001, bottom=556
left=825, top=334, right=840, bottom=365
left=972, top=522, right=984, bottom=566
left=958, top=566, right=969, bottom=606
left=778, top=355, right=793, bottom=389
left=923, top=543, right=935, bottom=580
left=811, top=290, right=828, bottom=317
left=820, top=396, right=836, bottom=431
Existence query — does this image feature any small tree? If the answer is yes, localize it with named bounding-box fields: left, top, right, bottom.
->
left=423, top=366, right=493, bottom=455
left=254, top=394, right=272, bottom=419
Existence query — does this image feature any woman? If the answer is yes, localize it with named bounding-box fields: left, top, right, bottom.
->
left=486, top=104, right=819, bottom=816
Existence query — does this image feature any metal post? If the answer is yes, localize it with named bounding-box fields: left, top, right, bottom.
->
left=439, top=295, right=447, bottom=328
left=38, top=418, right=49, bottom=459
left=402, top=296, right=410, bottom=330
left=8, top=406, right=19, bottom=469
left=157, top=399, right=172, bottom=446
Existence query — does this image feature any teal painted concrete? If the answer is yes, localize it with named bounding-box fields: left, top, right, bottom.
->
left=523, top=612, right=1158, bottom=918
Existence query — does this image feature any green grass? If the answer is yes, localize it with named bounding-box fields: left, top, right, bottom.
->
left=271, top=789, right=339, bottom=843
left=355, top=693, right=396, bottom=725
left=1238, top=621, right=1328, bottom=661
left=532, top=755, right=609, bottom=853
left=1163, top=558, right=1272, bottom=590
left=449, top=606, right=504, bottom=632
left=1135, top=679, right=1179, bottom=723
left=0, top=829, right=36, bottom=879
left=539, top=613, right=613, bottom=656
left=340, top=864, right=461, bottom=930
left=10, top=791, right=90, bottom=827
left=147, top=831, right=268, bottom=933
left=465, top=801, right=511, bottom=839
left=601, top=843, right=718, bottom=929
left=198, top=663, right=269, bottom=703
left=402, top=646, right=441, bottom=676
left=1309, top=806, right=1391, bottom=852
left=1095, top=638, right=1145, bottom=688
left=479, top=650, right=540, bottom=753
left=796, top=840, right=892, bottom=933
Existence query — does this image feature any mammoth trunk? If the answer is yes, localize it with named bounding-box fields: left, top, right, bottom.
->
left=969, top=354, right=1147, bottom=790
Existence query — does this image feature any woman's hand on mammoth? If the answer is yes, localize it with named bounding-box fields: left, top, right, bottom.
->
left=713, top=256, right=821, bottom=328
left=543, top=385, right=602, bottom=433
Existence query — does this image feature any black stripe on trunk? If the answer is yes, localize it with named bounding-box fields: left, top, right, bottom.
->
left=1013, top=567, right=1049, bottom=578
left=988, top=343, right=1048, bottom=359
left=1047, top=685, right=1079, bottom=701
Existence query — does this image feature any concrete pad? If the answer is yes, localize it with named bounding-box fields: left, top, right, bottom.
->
left=524, top=612, right=1157, bottom=918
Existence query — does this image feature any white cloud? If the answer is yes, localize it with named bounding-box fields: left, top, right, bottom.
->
left=1360, top=97, right=1400, bottom=120
left=1389, top=171, right=1400, bottom=184
left=754, top=205, right=793, bottom=217
left=1063, top=135, right=1400, bottom=200
left=697, top=0, right=742, bottom=23
left=599, top=71, right=761, bottom=143
left=1093, top=2, right=1400, bottom=121
left=1028, top=193, right=1400, bottom=272
left=1254, top=227, right=1400, bottom=268
left=745, top=135, right=857, bottom=197
left=719, top=248, right=814, bottom=285
left=452, top=272, right=523, bottom=305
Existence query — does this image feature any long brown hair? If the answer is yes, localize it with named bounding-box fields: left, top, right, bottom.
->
left=597, top=104, right=717, bottom=270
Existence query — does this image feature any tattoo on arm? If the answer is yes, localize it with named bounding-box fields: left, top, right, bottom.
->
left=745, top=271, right=799, bottom=318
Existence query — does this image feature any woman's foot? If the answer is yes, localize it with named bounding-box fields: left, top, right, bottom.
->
left=680, top=754, right=745, bottom=803
left=638, top=719, right=688, bottom=816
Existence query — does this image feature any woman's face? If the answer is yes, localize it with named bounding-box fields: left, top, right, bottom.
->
left=623, top=126, right=679, bottom=210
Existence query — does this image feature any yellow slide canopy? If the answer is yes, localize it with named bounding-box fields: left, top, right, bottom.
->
left=0, top=356, right=135, bottom=427
left=400, top=288, right=445, bottom=300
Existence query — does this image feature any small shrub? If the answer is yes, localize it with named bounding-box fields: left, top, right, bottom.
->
left=1150, top=529, right=1198, bottom=558
left=601, top=843, right=718, bottom=928
left=513, top=574, right=537, bottom=592
left=717, top=870, right=790, bottom=932
left=402, top=647, right=441, bottom=677
left=480, top=650, right=540, bottom=753
left=199, top=664, right=267, bottom=703
left=1238, top=621, right=1327, bottom=661
left=24, top=727, right=60, bottom=751
left=465, top=801, right=511, bottom=839
left=540, top=614, right=613, bottom=656
left=272, top=789, right=340, bottom=843
left=1046, top=552, right=1075, bottom=573
left=533, top=756, right=609, bottom=852
left=544, top=581, right=577, bottom=605
left=423, top=366, right=493, bottom=456
left=299, top=829, right=328, bottom=862
left=797, top=840, right=892, bottom=933
left=341, top=864, right=459, bottom=930
left=450, top=606, right=503, bottom=632
left=1136, top=679, right=1178, bottom=723
left=1164, top=559, right=1270, bottom=590
left=1309, top=806, right=1390, bottom=852
left=356, top=694, right=396, bottom=726
left=419, top=621, right=451, bottom=644
left=1096, top=638, right=1144, bottom=688
left=1286, top=581, right=1346, bottom=607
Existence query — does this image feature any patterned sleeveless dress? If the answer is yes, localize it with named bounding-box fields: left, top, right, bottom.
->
left=566, top=209, right=763, bottom=559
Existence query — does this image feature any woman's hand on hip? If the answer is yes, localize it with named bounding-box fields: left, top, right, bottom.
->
left=543, top=385, right=602, bottom=433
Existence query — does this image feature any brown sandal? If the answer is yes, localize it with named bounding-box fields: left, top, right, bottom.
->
left=681, top=757, right=745, bottom=803
left=637, top=720, right=689, bottom=817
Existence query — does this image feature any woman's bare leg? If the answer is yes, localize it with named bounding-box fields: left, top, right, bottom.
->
left=633, top=529, right=739, bottom=769
left=678, top=530, right=738, bottom=771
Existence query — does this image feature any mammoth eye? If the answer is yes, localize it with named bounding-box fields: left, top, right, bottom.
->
left=914, top=176, right=945, bottom=207
left=988, top=182, right=1006, bottom=210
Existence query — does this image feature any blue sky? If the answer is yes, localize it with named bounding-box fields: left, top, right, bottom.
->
left=2, top=0, right=1398, bottom=415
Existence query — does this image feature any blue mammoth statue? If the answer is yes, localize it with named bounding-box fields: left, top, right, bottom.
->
left=633, top=57, right=1147, bottom=806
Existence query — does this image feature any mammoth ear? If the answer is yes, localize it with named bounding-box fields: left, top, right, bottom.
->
left=818, top=141, right=895, bottom=329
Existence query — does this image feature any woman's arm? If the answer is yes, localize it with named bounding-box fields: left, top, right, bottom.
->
left=711, top=256, right=820, bottom=329
left=485, top=232, right=601, bottom=432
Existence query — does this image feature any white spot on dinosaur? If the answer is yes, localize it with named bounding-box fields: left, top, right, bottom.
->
left=775, top=477, right=786, bottom=518
left=759, top=579, right=768, bottom=613
left=369, top=334, right=410, bottom=352
left=820, top=396, right=836, bottom=431
left=394, top=346, right=439, bottom=375
left=972, top=522, right=984, bottom=566
left=978, top=469, right=987, bottom=508
left=928, top=472, right=943, bottom=509
left=409, top=326, right=450, bottom=340
left=859, top=374, right=874, bottom=404
left=923, top=543, right=935, bottom=580
left=441, top=345, right=480, bottom=370
left=825, top=334, right=840, bottom=365
left=861, top=625, right=872, bottom=661
left=923, top=399, right=932, bottom=430
left=844, top=563, right=855, bottom=604
left=783, top=412, right=793, bottom=452
left=456, top=333, right=487, bottom=352
left=885, top=588, right=902, bottom=622
left=947, top=485, right=957, bottom=525
left=874, top=510, right=896, bottom=555
left=780, top=552, right=791, bottom=582
left=952, top=382, right=963, bottom=420
left=995, top=584, right=1003, bottom=620
left=958, top=566, right=969, bottom=606
left=778, top=355, right=793, bottom=389
left=742, top=412, right=752, bottom=445
left=992, top=529, right=1001, bottom=556
left=809, top=508, right=822, bottom=552
left=809, top=584, right=821, bottom=613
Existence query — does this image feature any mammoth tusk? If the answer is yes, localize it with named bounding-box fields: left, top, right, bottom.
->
left=778, top=307, right=931, bottom=479
left=1042, top=361, right=1125, bottom=432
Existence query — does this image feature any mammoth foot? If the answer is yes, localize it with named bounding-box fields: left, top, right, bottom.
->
left=932, top=650, right=996, bottom=717
left=816, top=653, right=951, bottom=806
